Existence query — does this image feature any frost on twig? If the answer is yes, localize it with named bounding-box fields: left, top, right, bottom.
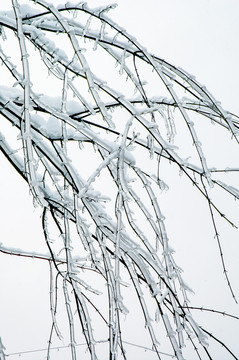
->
left=0, top=337, right=6, bottom=360
left=0, top=1, right=238, bottom=359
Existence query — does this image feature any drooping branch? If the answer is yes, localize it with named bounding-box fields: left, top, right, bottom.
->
left=0, top=1, right=238, bottom=359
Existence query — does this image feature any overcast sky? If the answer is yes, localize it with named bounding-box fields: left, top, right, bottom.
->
left=0, top=1, right=238, bottom=359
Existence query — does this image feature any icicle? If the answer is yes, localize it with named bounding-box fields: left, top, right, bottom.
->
left=0, top=26, right=7, bottom=41
left=98, top=3, right=118, bottom=17
left=82, top=16, right=92, bottom=37
left=167, top=105, right=176, bottom=143
left=119, top=49, right=126, bottom=75
left=99, top=21, right=106, bottom=40
left=93, top=37, right=99, bottom=51
left=147, top=134, right=155, bottom=159
left=155, top=308, right=160, bottom=323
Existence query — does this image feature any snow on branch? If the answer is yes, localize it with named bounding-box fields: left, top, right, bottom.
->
left=0, top=1, right=238, bottom=359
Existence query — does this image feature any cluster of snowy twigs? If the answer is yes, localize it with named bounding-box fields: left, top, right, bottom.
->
left=0, top=1, right=239, bottom=359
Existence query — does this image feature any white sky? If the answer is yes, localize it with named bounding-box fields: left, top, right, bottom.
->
left=0, top=1, right=239, bottom=359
